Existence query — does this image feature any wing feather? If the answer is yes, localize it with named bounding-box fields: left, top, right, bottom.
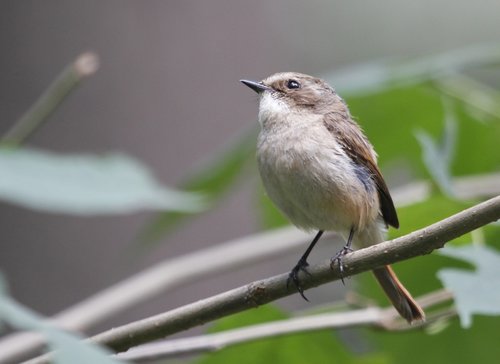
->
left=323, top=113, right=399, bottom=228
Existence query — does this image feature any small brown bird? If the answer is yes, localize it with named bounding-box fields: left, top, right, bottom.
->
left=241, top=72, right=424, bottom=323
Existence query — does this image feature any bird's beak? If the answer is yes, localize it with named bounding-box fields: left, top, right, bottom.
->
left=240, top=79, right=271, bottom=93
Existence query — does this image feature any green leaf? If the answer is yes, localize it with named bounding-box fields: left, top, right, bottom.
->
left=414, top=102, right=457, bottom=196
left=140, top=127, right=257, bottom=243
left=0, top=147, right=203, bottom=215
left=365, top=316, right=500, bottom=364
left=197, top=305, right=387, bottom=364
left=343, top=82, right=499, bottom=183
left=437, top=245, right=500, bottom=328
left=0, top=276, right=122, bottom=364
left=345, top=85, right=445, bottom=176
left=451, top=103, right=500, bottom=176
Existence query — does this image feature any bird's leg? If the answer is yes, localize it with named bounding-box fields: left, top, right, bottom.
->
left=331, top=227, right=355, bottom=284
left=287, top=230, right=324, bottom=301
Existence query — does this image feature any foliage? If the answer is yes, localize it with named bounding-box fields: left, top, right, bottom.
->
left=0, top=276, right=121, bottom=364
left=0, top=147, right=204, bottom=215
left=437, top=245, right=500, bottom=328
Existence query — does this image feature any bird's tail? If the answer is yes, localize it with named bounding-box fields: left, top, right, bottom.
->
left=372, top=265, right=425, bottom=323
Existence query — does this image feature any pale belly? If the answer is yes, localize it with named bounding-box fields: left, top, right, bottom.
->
left=257, top=132, right=380, bottom=234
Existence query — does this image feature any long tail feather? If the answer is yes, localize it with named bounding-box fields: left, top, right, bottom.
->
left=372, top=265, right=425, bottom=323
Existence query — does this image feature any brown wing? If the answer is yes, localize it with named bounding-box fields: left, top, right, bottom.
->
left=323, top=113, right=399, bottom=228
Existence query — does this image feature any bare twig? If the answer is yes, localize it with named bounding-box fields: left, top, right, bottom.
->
left=432, top=73, right=500, bottom=119
left=23, top=195, right=500, bottom=364
left=115, top=289, right=453, bottom=362
left=391, top=172, right=500, bottom=205
left=2, top=175, right=499, bottom=364
left=116, top=309, right=382, bottom=362
left=1, top=52, right=99, bottom=146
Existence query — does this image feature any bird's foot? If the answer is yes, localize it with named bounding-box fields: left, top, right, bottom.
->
left=330, top=245, right=353, bottom=285
left=287, top=258, right=311, bottom=301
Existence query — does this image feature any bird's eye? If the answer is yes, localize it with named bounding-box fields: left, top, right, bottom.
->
left=286, top=79, right=301, bottom=89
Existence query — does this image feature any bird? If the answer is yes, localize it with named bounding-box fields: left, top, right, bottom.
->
left=240, top=72, right=425, bottom=323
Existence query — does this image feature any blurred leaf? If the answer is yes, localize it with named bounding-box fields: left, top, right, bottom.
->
left=0, top=275, right=122, bottom=364
left=345, top=83, right=499, bottom=183
left=437, top=245, right=500, bottom=328
left=345, top=85, right=444, bottom=177
left=141, top=127, right=257, bottom=243
left=414, top=102, right=457, bottom=196
left=451, top=103, right=500, bottom=176
left=326, top=44, right=500, bottom=97
left=0, top=147, right=204, bottom=215
left=365, top=316, right=500, bottom=364
left=197, top=305, right=387, bottom=364
left=47, top=329, right=122, bottom=364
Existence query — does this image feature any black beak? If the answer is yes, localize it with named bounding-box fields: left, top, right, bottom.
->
left=240, top=79, right=271, bottom=93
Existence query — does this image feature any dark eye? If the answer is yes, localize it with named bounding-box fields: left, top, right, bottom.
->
left=286, top=79, right=301, bottom=89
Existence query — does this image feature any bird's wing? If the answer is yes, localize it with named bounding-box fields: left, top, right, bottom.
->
left=323, top=113, right=399, bottom=228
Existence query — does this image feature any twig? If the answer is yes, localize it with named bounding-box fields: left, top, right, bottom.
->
left=1, top=52, right=99, bottom=146
left=24, top=195, right=500, bottom=364
left=115, top=289, right=453, bottom=362
left=432, top=73, right=500, bottom=119
left=2, top=174, right=499, bottom=364
left=116, top=309, right=382, bottom=362
left=391, top=172, right=500, bottom=206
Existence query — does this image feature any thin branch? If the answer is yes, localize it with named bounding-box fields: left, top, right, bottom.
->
left=116, top=309, right=382, bottom=362
left=391, top=172, right=500, bottom=206
left=24, top=195, right=500, bottom=364
left=432, top=73, right=500, bottom=119
left=1, top=52, right=99, bottom=146
left=115, top=289, right=453, bottom=362
left=2, top=175, right=499, bottom=364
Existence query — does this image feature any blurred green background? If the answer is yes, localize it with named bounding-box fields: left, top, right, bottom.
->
left=0, top=1, right=499, bottom=363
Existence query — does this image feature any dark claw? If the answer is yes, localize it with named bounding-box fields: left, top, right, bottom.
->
left=330, top=245, right=353, bottom=285
left=287, top=258, right=311, bottom=301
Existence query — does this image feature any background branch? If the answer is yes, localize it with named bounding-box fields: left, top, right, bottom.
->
left=116, top=289, right=453, bottom=362
left=1, top=52, right=99, bottom=146
left=24, top=195, right=499, bottom=364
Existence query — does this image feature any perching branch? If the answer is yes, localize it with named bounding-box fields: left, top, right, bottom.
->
left=21, top=194, right=496, bottom=364
left=1, top=52, right=99, bottom=146
left=115, top=289, right=454, bottom=362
